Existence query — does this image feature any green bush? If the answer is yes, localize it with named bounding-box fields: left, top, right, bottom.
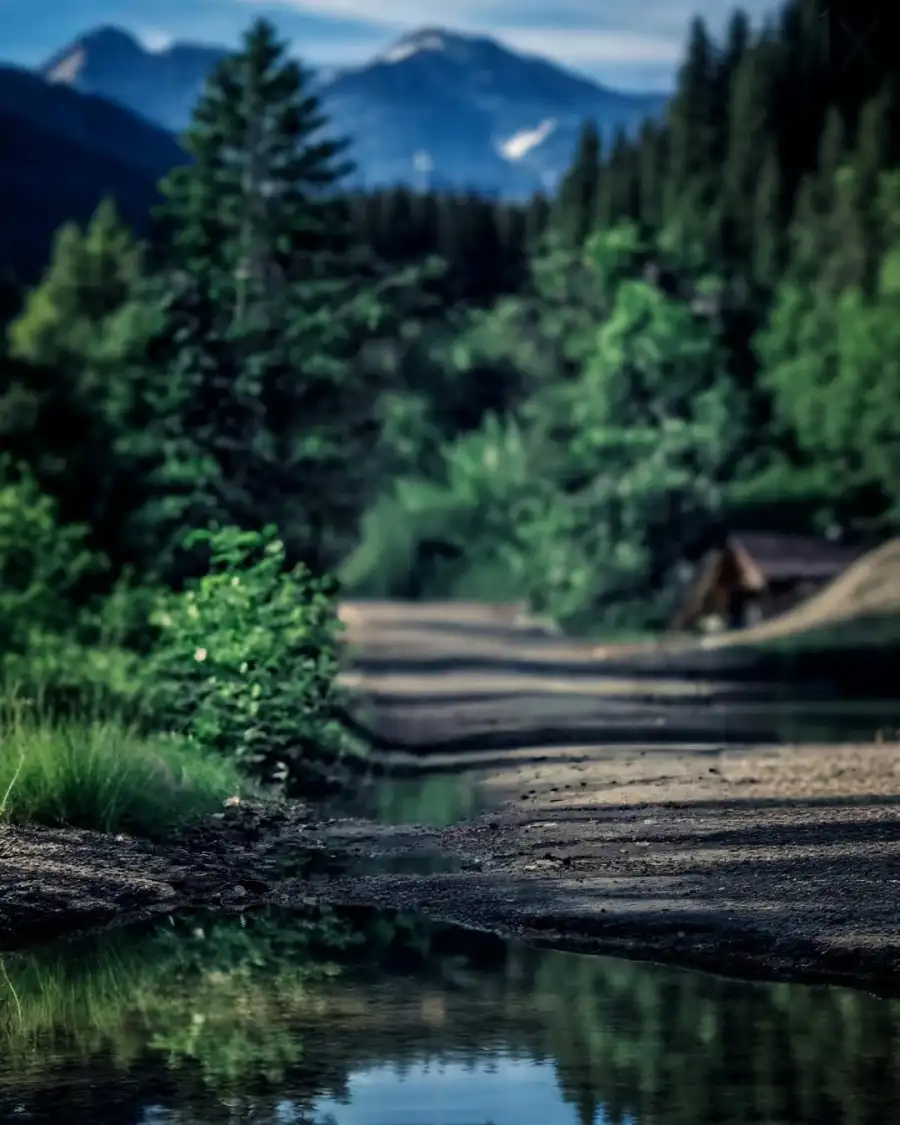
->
left=0, top=462, right=158, bottom=723
left=340, top=418, right=536, bottom=602
left=0, top=633, right=143, bottom=725
left=0, top=709, right=243, bottom=837
left=146, top=525, right=359, bottom=788
left=0, top=457, right=105, bottom=655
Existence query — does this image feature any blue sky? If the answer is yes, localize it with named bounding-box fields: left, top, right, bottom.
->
left=0, top=0, right=786, bottom=90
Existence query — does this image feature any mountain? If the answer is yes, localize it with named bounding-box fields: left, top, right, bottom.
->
left=38, top=24, right=667, bottom=197
left=321, top=28, right=666, bottom=195
left=41, top=25, right=227, bottom=132
left=0, top=64, right=186, bottom=282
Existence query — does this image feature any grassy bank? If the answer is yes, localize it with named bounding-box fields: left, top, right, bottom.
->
left=0, top=708, right=245, bottom=838
left=0, top=516, right=357, bottom=839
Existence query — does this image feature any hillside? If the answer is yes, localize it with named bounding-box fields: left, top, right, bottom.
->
left=0, top=65, right=186, bottom=282
left=706, top=539, right=900, bottom=650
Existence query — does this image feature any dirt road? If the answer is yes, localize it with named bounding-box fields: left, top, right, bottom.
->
left=322, top=601, right=900, bottom=993
left=2, top=600, right=900, bottom=995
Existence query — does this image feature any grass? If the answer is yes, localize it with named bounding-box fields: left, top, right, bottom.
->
left=0, top=705, right=246, bottom=838
left=745, top=611, right=900, bottom=654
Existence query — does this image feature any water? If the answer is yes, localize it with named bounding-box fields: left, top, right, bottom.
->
left=327, top=698, right=900, bottom=833
left=765, top=699, right=900, bottom=744
left=3, top=905, right=899, bottom=1125
left=329, top=770, right=490, bottom=828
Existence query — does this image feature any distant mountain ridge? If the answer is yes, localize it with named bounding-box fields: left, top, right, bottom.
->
left=0, top=63, right=185, bottom=282
left=37, top=24, right=667, bottom=197
left=41, top=26, right=228, bottom=132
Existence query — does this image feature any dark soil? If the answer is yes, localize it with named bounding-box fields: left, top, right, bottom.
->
left=2, top=600, right=900, bottom=996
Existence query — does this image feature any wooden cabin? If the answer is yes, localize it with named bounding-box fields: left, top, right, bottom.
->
left=670, top=532, right=861, bottom=633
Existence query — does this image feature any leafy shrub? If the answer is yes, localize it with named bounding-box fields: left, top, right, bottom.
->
left=146, top=525, right=359, bottom=788
left=0, top=461, right=161, bottom=722
left=0, top=457, right=105, bottom=655
left=341, top=416, right=536, bottom=601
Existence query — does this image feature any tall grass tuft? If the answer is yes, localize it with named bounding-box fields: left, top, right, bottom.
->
left=0, top=703, right=245, bottom=838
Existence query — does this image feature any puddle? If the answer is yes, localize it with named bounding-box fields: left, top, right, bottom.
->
left=765, top=699, right=900, bottom=743
left=327, top=769, right=490, bottom=828
left=2, top=905, right=900, bottom=1124
left=268, top=846, right=466, bottom=879
left=328, top=701, right=900, bottom=833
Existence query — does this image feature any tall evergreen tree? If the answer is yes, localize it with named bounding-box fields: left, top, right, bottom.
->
left=853, top=81, right=900, bottom=286
left=524, top=192, right=551, bottom=250
left=723, top=36, right=778, bottom=269
left=772, top=0, right=830, bottom=206
left=637, top=121, right=666, bottom=232
left=663, top=16, right=719, bottom=258
left=3, top=200, right=151, bottom=566
left=554, top=121, right=603, bottom=244
left=712, top=8, right=751, bottom=170
left=594, top=127, right=640, bottom=231
left=751, top=146, right=784, bottom=286
left=144, top=19, right=405, bottom=573
left=781, top=109, right=846, bottom=288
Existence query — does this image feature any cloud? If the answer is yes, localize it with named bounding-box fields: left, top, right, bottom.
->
left=496, top=28, right=681, bottom=66
left=248, top=0, right=780, bottom=38
left=244, top=0, right=783, bottom=74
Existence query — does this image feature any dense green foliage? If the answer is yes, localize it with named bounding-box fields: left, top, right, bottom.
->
left=345, top=0, right=900, bottom=626
left=0, top=20, right=401, bottom=828
left=147, top=526, right=357, bottom=789
left=3, top=2, right=900, bottom=828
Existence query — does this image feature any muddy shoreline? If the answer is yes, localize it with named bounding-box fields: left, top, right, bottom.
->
left=2, top=601, right=900, bottom=998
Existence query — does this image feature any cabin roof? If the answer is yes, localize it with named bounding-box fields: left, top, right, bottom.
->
left=727, top=533, right=859, bottom=583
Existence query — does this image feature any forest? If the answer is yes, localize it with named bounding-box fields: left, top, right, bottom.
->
left=1, top=0, right=899, bottom=824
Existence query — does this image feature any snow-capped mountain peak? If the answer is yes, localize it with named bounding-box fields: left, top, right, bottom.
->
left=378, top=29, right=451, bottom=64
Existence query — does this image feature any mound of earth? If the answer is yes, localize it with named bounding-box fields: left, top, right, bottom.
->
left=706, top=538, right=900, bottom=648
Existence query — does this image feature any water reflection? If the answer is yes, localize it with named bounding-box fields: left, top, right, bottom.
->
left=330, top=771, right=488, bottom=827
left=767, top=700, right=900, bottom=744
left=331, top=700, right=900, bottom=831
left=1, top=906, right=898, bottom=1124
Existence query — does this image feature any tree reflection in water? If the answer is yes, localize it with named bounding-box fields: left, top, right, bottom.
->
left=0, top=905, right=898, bottom=1124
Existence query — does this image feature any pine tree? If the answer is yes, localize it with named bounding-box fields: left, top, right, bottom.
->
left=663, top=16, right=719, bottom=256
left=721, top=9, right=751, bottom=82
left=374, top=186, right=416, bottom=261
left=636, top=120, right=666, bottom=232
left=780, top=108, right=846, bottom=288
left=818, top=107, right=847, bottom=185
left=3, top=199, right=152, bottom=565
left=819, top=167, right=868, bottom=292
left=524, top=192, right=551, bottom=250
left=608, top=130, right=641, bottom=225
left=752, top=145, right=784, bottom=286
left=772, top=0, right=830, bottom=206
left=493, top=201, right=528, bottom=293
left=145, top=19, right=404, bottom=572
left=593, top=128, right=639, bottom=231
left=554, top=121, right=603, bottom=244
left=9, top=198, right=142, bottom=366
left=712, top=9, right=751, bottom=168
left=852, top=81, right=900, bottom=286
left=723, top=37, right=778, bottom=269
